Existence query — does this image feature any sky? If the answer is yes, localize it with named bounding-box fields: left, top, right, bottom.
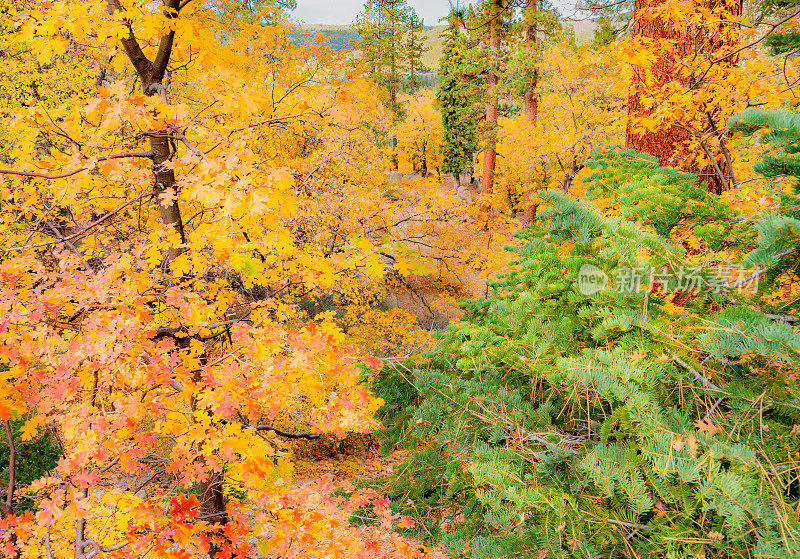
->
left=293, top=1, right=450, bottom=26
left=293, top=1, right=579, bottom=26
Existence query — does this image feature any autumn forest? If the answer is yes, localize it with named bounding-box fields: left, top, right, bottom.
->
left=2, top=0, right=800, bottom=557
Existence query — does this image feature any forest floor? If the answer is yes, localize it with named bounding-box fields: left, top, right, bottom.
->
left=287, top=434, right=451, bottom=558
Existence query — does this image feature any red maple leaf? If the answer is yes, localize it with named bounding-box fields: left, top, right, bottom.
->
left=363, top=355, right=383, bottom=372
left=170, top=494, right=200, bottom=522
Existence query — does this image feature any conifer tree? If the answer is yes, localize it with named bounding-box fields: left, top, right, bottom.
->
left=516, top=0, right=562, bottom=224
left=354, top=0, right=424, bottom=108
left=402, top=11, right=429, bottom=93
left=436, top=9, right=482, bottom=180
left=375, top=150, right=800, bottom=558
left=480, top=0, right=508, bottom=203
left=523, top=0, right=539, bottom=125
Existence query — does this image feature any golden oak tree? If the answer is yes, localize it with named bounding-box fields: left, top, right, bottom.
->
left=0, top=0, right=436, bottom=557
left=625, top=0, right=792, bottom=194
left=495, top=41, right=628, bottom=214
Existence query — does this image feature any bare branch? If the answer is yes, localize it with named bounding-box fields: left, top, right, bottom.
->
left=2, top=192, right=153, bottom=253
left=765, top=313, right=800, bottom=323
left=171, top=127, right=208, bottom=161
left=0, top=151, right=154, bottom=180
left=255, top=425, right=321, bottom=440
left=80, top=539, right=128, bottom=559
left=710, top=8, right=800, bottom=65
left=203, top=111, right=314, bottom=155
left=585, top=516, right=650, bottom=532
left=673, top=354, right=725, bottom=392
left=74, top=511, right=86, bottom=559
left=1, top=420, right=14, bottom=518
left=45, top=529, right=56, bottom=559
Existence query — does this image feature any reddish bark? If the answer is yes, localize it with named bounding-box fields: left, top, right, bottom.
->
left=522, top=0, right=539, bottom=226
left=523, top=0, right=538, bottom=126
left=626, top=0, right=743, bottom=195
left=481, top=1, right=502, bottom=209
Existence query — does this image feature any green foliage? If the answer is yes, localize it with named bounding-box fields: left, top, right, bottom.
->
left=728, top=108, right=800, bottom=314
left=584, top=148, right=740, bottom=245
left=401, top=10, right=430, bottom=92
left=758, top=0, right=800, bottom=56
left=0, top=416, right=61, bottom=512
left=370, top=363, right=419, bottom=453
left=436, top=10, right=481, bottom=177
left=730, top=109, right=800, bottom=188
left=374, top=150, right=800, bottom=558
left=590, top=17, right=623, bottom=48
left=353, top=0, right=427, bottom=107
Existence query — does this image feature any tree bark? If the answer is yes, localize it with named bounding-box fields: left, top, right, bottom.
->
left=106, top=0, right=187, bottom=263
left=481, top=1, right=501, bottom=215
left=106, top=0, right=223, bottom=551
left=200, top=472, right=228, bottom=557
left=522, top=0, right=539, bottom=226
left=626, top=0, right=743, bottom=195
left=523, top=0, right=538, bottom=126
left=2, top=421, right=18, bottom=559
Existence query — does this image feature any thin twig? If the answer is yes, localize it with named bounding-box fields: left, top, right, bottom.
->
left=702, top=397, right=727, bottom=423
left=255, top=425, right=321, bottom=440
left=202, top=111, right=313, bottom=156
left=673, top=354, right=724, bottom=392
left=2, top=192, right=152, bottom=253
left=585, top=516, right=650, bottom=532
left=0, top=151, right=154, bottom=180
left=45, top=529, right=56, bottom=559
left=765, top=313, right=800, bottom=323
left=710, top=8, right=800, bottom=65
left=2, top=421, right=14, bottom=518
left=80, top=539, right=129, bottom=559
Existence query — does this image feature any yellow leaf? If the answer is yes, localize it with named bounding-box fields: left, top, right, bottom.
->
left=20, top=416, right=41, bottom=441
left=694, top=418, right=723, bottom=436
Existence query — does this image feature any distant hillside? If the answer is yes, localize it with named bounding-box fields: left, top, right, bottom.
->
left=301, top=25, right=357, bottom=51
left=421, top=26, right=446, bottom=71
left=298, top=21, right=597, bottom=70
left=568, top=19, right=598, bottom=45
left=300, top=24, right=446, bottom=68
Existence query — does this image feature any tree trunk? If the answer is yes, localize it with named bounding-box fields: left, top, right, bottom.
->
left=151, top=133, right=187, bottom=263
left=390, top=13, right=398, bottom=107
left=626, top=0, right=743, bottom=195
left=523, top=0, right=538, bottom=126
left=106, top=0, right=187, bottom=263
left=522, top=0, right=539, bottom=226
left=107, top=0, right=222, bottom=550
left=1, top=421, right=18, bottom=559
left=200, top=472, right=228, bottom=557
left=481, top=1, right=501, bottom=218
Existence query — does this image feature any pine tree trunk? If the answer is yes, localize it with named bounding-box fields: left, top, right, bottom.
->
left=481, top=2, right=501, bottom=215
left=626, top=0, right=690, bottom=166
left=390, top=13, right=398, bottom=107
left=522, top=0, right=539, bottom=226
left=627, top=0, right=743, bottom=195
left=523, top=0, right=538, bottom=126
